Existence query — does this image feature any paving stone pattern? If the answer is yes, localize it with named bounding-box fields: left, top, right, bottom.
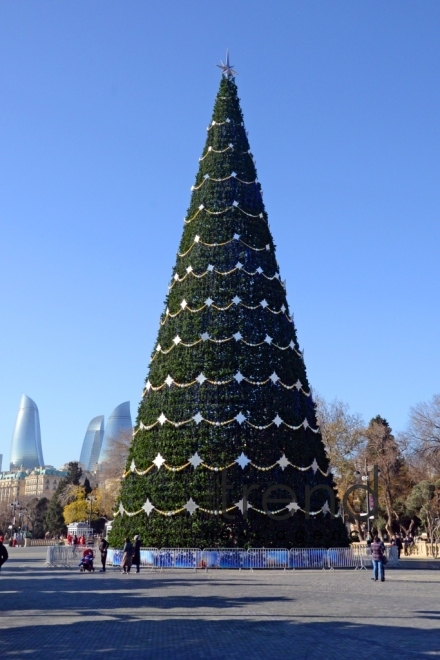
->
left=0, top=547, right=439, bottom=659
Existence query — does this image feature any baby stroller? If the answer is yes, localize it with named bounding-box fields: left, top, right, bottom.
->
left=79, top=549, right=95, bottom=572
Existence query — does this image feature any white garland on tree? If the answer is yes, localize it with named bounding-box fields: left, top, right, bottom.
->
left=178, top=233, right=271, bottom=258
left=133, top=413, right=319, bottom=434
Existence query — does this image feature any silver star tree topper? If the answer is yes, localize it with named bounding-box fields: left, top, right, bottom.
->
left=217, top=50, right=238, bottom=78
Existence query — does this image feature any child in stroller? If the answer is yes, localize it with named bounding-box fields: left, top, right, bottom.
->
left=79, top=548, right=95, bottom=572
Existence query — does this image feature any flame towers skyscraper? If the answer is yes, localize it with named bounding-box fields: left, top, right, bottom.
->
left=79, top=415, right=104, bottom=472
left=10, top=394, right=44, bottom=470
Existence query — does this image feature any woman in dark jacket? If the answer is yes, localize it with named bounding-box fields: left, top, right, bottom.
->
left=133, top=535, right=142, bottom=573
left=370, top=536, right=386, bottom=582
left=121, top=537, right=134, bottom=574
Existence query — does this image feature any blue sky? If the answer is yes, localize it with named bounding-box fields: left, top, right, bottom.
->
left=1, top=1, right=439, bottom=469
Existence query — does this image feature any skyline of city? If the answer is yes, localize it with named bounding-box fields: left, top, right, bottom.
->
left=3, top=395, right=132, bottom=472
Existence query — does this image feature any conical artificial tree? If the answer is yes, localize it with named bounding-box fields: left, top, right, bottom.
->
left=110, top=59, right=348, bottom=549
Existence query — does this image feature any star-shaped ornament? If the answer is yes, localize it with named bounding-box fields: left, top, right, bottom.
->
left=139, top=421, right=146, bottom=430
left=207, top=264, right=214, bottom=272
left=153, top=453, right=166, bottom=469
left=265, top=244, right=270, bottom=251
left=188, top=452, right=203, bottom=468
left=184, top=498, right=199, bottom=516
left=196, top=373, right=207, bottom=384
left=232, top=295, right=241, bottom=305
left=232, top=200, right=239, bottom=207
left=142, top=499, right=154, bottom=516
left=205, top=297, right=213, bottom=307
left=194, top=234, right=200, bottom=243
left=174, top=273, right=179, bottom=281
left=231, top=171, right=237, bottom=178
left=233, top=331, right=242, bottom=341
left=198, top=204, right=204, bottom=210
left=193, top=412, right=203, bottom=425
left=302, top=418, right=310, bottom=430
left=203, top=174, right=210, bottom=180
left=235, top=452, right=250, bottom=469
left=286, top=501, right=300, bottom=512
left=289, top=340, right=295, bottom=350
left=311, top=458, right=319, bottom=474
left=233, top=233, right=241, bottom=240
left=294, top=379, right=302, bottom=390
left=156, top=344, right=161, bottom=352
left=273, top=414, right=283, bottom=427
left=277, top=454, right=290, bottom=471
left=234, top=371, right=244, bottom=383
left=180, top=299, right=187, bottom=309
left=157, top=413, right=167, bottom=426
left=235, top=412, right=246, bottom=425
left=200, top=332, right=210, bottom=341
left=173, top=335, right=181, bottom=345
left=322, top=501, right=330, bottom=516
left=118, top=502, right=124, bottom=516
left=130, top=459, right=136, bottom=473
left=235, top=261, right=243, bottom=270
left=256, top=267, right=263, bottom=274
left=217, top=50, right=238, bottom=78
left=235, top=498, right=252, bottom=514
left=264, top=334, right=272, bottom=344
left=165, top=375, right=174, bottom=387
left=260, top=299, right=268, bottom=308
left=145, top=381, right=152, bottom=391
left=186, top=266, right=193, bottom=273
left=228, top=142, right=234, bottom=148
left=280, top=304, right=286, bottom=313
left=269, top=371, right=279, bottom=384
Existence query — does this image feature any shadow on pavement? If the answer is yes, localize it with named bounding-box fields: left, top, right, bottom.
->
left=0, top=616, right=438, bottom=660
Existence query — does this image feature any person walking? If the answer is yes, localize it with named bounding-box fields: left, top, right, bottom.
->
left=98, top=535, right=109, bottom=573
left=395, top=534, right=403, bottom=559
left=370, top=535, right=386, bottom=582
left=0, top=536, right=8, bottom=572
left=133, top=535, right=142, bottom=573
left=121, top=537, right=133, bottom=574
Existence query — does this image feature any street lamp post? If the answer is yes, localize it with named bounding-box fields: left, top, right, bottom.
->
left=86, top=495, right=97, bottom=528
left=354, top=462, right=380, bottom=538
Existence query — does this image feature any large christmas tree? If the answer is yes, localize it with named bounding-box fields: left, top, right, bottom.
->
left=110, top=58, right=348, bottom=549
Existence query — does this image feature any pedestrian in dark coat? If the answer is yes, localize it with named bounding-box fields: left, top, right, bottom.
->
left=0, top=536, right=9, bottom=572
left=98, top=535, right=109, bottom=573
left=133, top=535, right=142, bottom=573
left=121, top=538, right=133, bottom=574
left=370, top=536, right=386, bottom=582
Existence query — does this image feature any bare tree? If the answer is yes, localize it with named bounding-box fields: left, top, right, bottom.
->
left=98, top=429, right=133, bottom=483
left=405, top=394, right=440, bottom=473
left=95, top=429, right=133, bottom=517
left=314, top=394, right=366, bottom=495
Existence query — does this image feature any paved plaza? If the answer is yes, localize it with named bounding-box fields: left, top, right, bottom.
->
left=0, top=547, right=439, bottom=659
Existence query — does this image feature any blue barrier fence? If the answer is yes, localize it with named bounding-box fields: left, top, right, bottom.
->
left=104, top=546, right=393, bottom=570
left=45, top=545, right=398, bottom=570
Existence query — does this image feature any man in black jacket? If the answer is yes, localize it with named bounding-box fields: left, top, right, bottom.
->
left=133, top=535, right=142, bottom=573
left=98, top=535, right=109, bottom=573
left=0, top=536, right=9, bottom=572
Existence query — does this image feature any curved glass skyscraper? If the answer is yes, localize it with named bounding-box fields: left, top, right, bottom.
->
left=99, top=402, right=132, bottom=463
left=79, top=415, right=104, bottom=472
left=10, top=394, right=44, bottom=470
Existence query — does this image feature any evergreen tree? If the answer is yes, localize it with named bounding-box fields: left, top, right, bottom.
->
left=45, top=462, right=83, bottom=535
left=110, top=69, right=348, bottom=549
